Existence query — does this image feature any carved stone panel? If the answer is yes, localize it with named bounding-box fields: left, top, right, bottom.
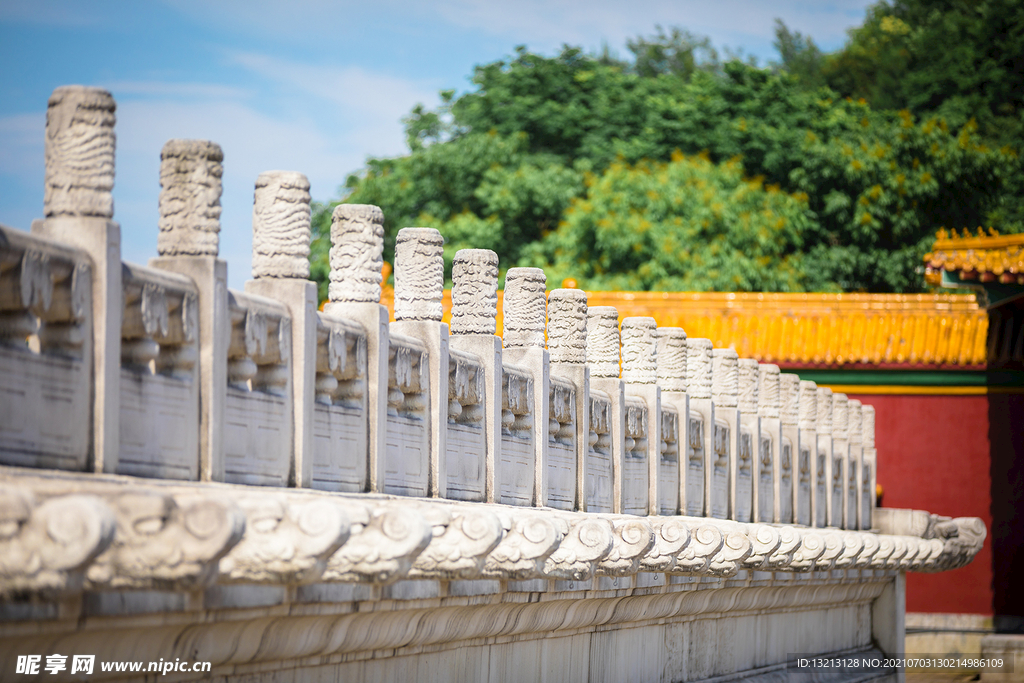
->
left=659, top=406, right=680, bottom=516
left=686, top=413, right=706, bottom=516
left=621, top=397, right=648, bottom=515
left=757, top=434, right=775, bottom=523
left=0, top=351, right=89, bottom=470
left=446, top=350, right=487, bottom=501
left=711, top=421, right=730, bottom=519
left=547, top=378, right=576, bottom=510
left=778, top=436, right=794, bottom=524
left=796, top=442, right=812, bottom=526
left=735, top=429, right=754, bottom=523
left=312, top=404, right=366, bottom=492
left=119, top=371, right=196, bottom=480
left=586, top=391, right=613, bottom=513
left=499, top=366, right=534, bottom=506
left=224, top=389, right=289, bottom=486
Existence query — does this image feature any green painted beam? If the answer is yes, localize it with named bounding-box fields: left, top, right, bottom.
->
left=783, top=369, right=1024, bottom=387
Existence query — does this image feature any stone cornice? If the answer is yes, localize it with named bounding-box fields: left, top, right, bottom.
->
left=0, top=467, right=986, bottom=597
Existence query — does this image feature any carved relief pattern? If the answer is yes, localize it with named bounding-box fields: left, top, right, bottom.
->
left=218, top=496, right=350, bottom=584
left=329, top=204, right=384, bottom=303
left=780, top=373, right=800, bottom=425
left=449, top=350, right=484, bottom=425
left=655, top=327, right=687, bottom=391
left=394, top=228, right=445, bottom=322
left=0, top=488, right=115, bottom=596
left=817, top=387, right=833, bottom=431
left=686, top=338, right=713, bottom=399
left=408, top=507, right=504, bottom=579
left=482, top=513, right=561, bottom=579
left=157, top=139, right=224, bottom=256
left=252, top=171, right=312, bottom=279
left=738, top=358, right=759, bottom=413
left=45, top=86, right=116, bottom=218
left=799, top=381, right=819, bottom=430
left=549, top=379, right=575, bottom=444
left=451, top=249, right=499, bottom=335
left=546, top=289, right=587, bottom=364
left=586, top=307, right=620, bottom=377
left=502, top=267, right=547, bottom=348
left=503, top=366, right=534, bottom=436
left=83, top=493, right=242, bottom=590
left=711, top=349, right=739, bottom=407
left=542, top=517, right=615, bottom=580
left=758, top=364, right=781, bottom=419
left=862, top=405, right=876, bottom=447
left=620, top=317, right=658, bottom=384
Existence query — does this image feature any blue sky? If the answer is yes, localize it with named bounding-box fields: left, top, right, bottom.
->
left=0, top=0, right=874, bottom=287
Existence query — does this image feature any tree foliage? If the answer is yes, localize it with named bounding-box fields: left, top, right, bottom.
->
left=310, top=10, right=1023, bottom=297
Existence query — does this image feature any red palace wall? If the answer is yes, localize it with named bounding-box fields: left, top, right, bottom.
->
left=850, top=393, right=1024, bottom=618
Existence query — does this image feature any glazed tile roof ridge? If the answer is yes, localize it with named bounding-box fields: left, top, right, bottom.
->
left=925, top=229, right=1024, bottom=284
left=372, top=267, right=987, bottom=369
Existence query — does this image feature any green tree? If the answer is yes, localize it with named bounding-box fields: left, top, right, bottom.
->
left=822, top=0, right=1024, bottom=147
left=312, top=28, right=1021, bottom=297
left=524, top=152, right=824, bottom=292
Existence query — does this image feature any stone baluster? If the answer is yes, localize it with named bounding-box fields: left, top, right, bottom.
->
left=711, top=349, right=740, bottom=521
left=621, top=317, right=662, bottom=516
left=502, top=268, right=549, bottom=507
left=449, top=249, right=502, bottom=502
left=150, top=139, right=227, bottom=481
left=32, top=86, right=122, bottom=473
left=777, top=374, right=798, bottom=524
left=736, top=358, right=759, bottom=524
left=323, top=205, right=389, bottom=492
left=586, top=306, right=626, bottom=514
left=685, top=338, right=715, bottom=518
left=861, top=404, right=876, bottom=530
left=756, top=364, right=781, bottom=524
left=391, top=227, right=447, bottom=497
left=830, top=393, right=849, bottom=528
left=797, top=381, right=819, bottom=527
left=657, top=327, right=693, bottom=516
left=815, top=386, right=833, bottom=528
left=244, top=171, right=311, bottom=486
left=547, top=289, right=590, bottom=511
left=848, top=399, right=863, bottom=530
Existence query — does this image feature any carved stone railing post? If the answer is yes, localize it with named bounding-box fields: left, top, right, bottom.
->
left=150, top=139, right=228, bottom=481
left=848, top=400, right=863, bottom=530
left=756, top=364, right=781, bottom=524
left=391, top=227, right=447, bottom=497
left=621, top=317, right=661, bottom=516
left=586, top=307, right=625, bottom=513
left=32, top=86, right=122, bottom=473
left=657, top=327, right=692, bottom=516
left=830, top=393, right=849, bottom=528
left=778, top=374, right=799, bottom=524
left=244, top=171, right=313, bottom=487
left=449, top=249, right=502, bottom=502
left=797, top=380, right=819, bottom=527
left=502, top=268, right=549, bottom=507
left=815, top=386, right=832, bottom=528
left=862, top=404, right=876, bottom=530
left=712, top=349, right=741, bottom=521
left=737, top=358, right=760, bottom=524
left=323, top=205, right=389, bottom=492
left=547, top=289, right=590, bottom=511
